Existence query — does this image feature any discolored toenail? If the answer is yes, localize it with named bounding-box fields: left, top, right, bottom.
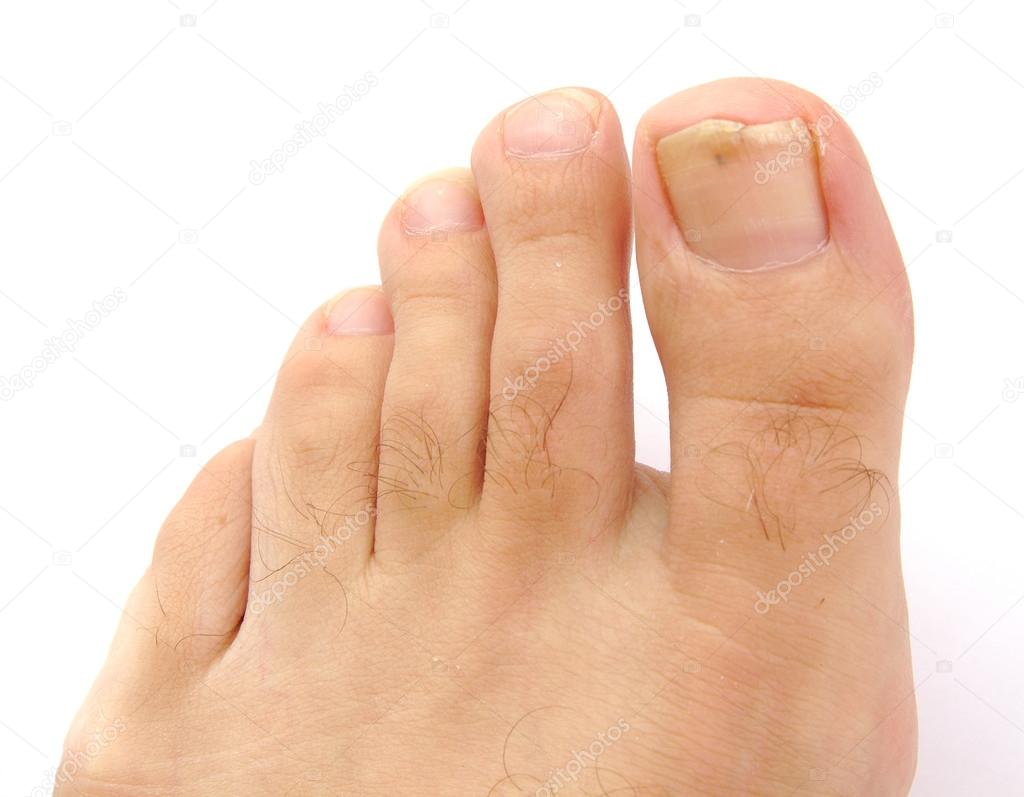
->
left=656, top=118, right=829, bottom=271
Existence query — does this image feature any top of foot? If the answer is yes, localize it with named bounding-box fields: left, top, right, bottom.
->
left=60, top=78, right=916, bottom=797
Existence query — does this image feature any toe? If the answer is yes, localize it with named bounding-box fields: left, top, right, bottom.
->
left=151, top=439, right=254, bottom=645
left=373, top=168, right=496, bottom=564
left=64, top=440, right=254, bottom=766
left=84, top=440, right=252, bottom=674
left=633, top=76, right=912, bottom=592
left=249, top=289, right=393, bottom=590
left=470, top=88, right=635, bottom=550
left=635, top=77, right=911, bottom=415
left=633, top=76, right=916, bottom=793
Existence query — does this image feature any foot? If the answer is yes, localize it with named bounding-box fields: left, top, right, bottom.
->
left=60, top=79, right=916, bottom=796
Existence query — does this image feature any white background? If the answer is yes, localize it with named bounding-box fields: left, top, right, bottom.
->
left=1, top=0, right=1022, bottom=794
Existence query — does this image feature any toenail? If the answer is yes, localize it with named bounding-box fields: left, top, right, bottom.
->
left=325, top=287, right=393, bottom=336
left=402, top=178, right=484, bottom=236
left=656, top=118, right=829, bottom=271
left=503, top=89, right=597, bottom=159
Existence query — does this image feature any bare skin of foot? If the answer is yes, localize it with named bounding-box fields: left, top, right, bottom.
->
left=59, top=78, right=916, bottom=796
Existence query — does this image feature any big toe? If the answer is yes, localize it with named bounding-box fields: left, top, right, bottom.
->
left=633, top=78, right=912, bottom=554
left=633, top=77, right=916, bottom=790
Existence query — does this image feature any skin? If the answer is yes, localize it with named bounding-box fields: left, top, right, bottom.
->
left=58, top=78, right=916, bottom=797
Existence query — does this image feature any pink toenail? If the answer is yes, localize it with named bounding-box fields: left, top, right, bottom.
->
left=326, top=287, right=393, bottom=336
left=503, top=89, right=597, bottom=159
left=402, top=178, right=484, bottom=236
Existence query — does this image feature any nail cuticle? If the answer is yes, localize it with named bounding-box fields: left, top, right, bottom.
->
left=689, top=236, right=831, bottom=274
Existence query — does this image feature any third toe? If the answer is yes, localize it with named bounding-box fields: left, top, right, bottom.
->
left=373, top=169, right=497, bottom=563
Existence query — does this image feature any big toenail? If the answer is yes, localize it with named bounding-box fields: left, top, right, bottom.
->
left=503, top=89, right=597, bottom=159
left=656, top=118, right=829, bottom=271
left=402, top=178, right=484, bottom=236
left=326, top=287, right=394, bottom=336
